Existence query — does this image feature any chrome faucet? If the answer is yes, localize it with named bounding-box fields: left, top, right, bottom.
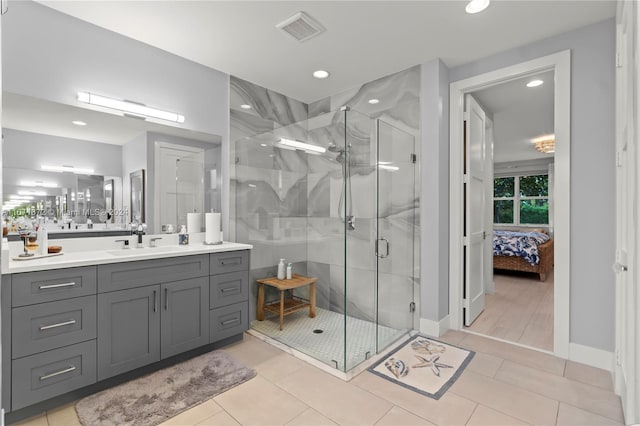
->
left=149, top=237, right=162, bottom=248
left=115, top=239, right=130, bottom=249
left=134, top=224, right=146, bottom=248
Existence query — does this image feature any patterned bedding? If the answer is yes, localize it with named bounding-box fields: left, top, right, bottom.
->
left=493, top=230, right=551, bottom=266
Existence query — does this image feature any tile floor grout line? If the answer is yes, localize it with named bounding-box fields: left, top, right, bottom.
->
left=463, top=402, right=480, bottom=425
left=448, top=387, right=541, bottom=426
left=554, top=398, right=561, bottom=425
left=556, top=400, right=625, bottom=425
left=372, top=404, right=395, bottom=426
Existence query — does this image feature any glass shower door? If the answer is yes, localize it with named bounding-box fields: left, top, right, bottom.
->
left=376, top=120, right=416, bottom=351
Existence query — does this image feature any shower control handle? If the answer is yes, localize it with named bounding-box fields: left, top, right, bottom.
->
left=375, top=238, right=390, bottom=258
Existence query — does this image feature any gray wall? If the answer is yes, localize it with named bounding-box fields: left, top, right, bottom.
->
left=448, top=19, right=616, bottom=351
left=3, top=128, right=122, bottom=177
left=420, top=59, right=450, bottom=322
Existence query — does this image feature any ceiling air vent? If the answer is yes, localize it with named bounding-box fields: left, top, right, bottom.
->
left=276, top=12, right=326, bottom=42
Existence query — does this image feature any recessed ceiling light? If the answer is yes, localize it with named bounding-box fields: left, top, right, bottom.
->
left=313, top=70, right=330, bottom=79
left=465, top=0, right=490, bottom=14
left=260, top=143, right=268, bottom=147
left=368, top=99, right=380, bottom=104
left=240, top=104, right=252, bottom=109
left=72, top=120, right=87, bottom=126
left=526, top=79, right=544, bottom=88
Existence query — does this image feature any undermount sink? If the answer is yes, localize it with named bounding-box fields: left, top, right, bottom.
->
left=107, top=246, right=183, bottom=256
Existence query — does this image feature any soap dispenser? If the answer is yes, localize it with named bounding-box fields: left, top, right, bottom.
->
left=277, top=258, right=285, bottom=280
left=286, top=262, right=292, bottom=280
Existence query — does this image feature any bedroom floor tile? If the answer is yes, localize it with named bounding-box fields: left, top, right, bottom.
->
left=555, top=403, right=623, bottom=425
left=563, top=360, right=614, bottom=391
left=374, top=406, right=436, bottom=425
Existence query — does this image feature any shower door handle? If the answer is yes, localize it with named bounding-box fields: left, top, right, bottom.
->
left=376, top=238, right=390, bottom=258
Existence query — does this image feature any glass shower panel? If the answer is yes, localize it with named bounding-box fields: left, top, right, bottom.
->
left=344, top=108, right=378, bottom=371
left=176, top=151, right=205, bottom=229
left=376, top=120, right=416, bottom=350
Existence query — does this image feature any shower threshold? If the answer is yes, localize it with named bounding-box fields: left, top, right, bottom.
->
left=249, top=307, right=414, bottom=381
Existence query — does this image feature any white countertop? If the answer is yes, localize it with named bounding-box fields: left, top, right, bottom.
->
left=3, top=233, right=252, bottom=274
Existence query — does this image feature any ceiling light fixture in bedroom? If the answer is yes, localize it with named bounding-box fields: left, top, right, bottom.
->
left=526, top=79, right=544, bottom=88
left=466, top=0, right=490, bottom=14
left=531, top=134, right=555, bottom=153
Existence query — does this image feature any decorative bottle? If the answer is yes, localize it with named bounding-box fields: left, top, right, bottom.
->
left=277, top=258, right=285, bottom=280
left=286, top=263, right=292, bottom=280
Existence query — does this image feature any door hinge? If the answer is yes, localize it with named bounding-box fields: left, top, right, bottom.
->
left=410, top=153, right=417, bottom=163
left=463, top=298, right=470, bottom=309
left=616, top=150, right=624, bottom=167
left=409, top=302, right=416, bottom=313
left=463, top=236, right=470, bottom=246
left=616, top=52, right=623, bottom=68
left=615, top=349, right=621, bottom=365
left=463, top=174, right=470, bottom=184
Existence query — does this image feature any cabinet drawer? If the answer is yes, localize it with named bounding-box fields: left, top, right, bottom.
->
left=98, top=254, right=209, bottom=293
left=12, top=340, right=96, bottom=410
left=210, top=271, right=248, bottom=309
left=12, top=296, right=97, bottom=359
left=11, top=267, right=97, bottom=307
left=210, top=251, right=249, bottom=275
left=210, top=301, right=248, bottom=343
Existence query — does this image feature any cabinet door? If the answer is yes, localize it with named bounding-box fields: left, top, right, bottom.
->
left=161, top=277, right=209, bottom=359
left=97, top=286, right=160, bottom=380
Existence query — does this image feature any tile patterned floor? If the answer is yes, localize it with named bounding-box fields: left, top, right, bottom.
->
left=465, top=270, right=555, bottom=351
left=13, top=330, right=624, bottom=426
left=250, top=307, right=407, bottom=371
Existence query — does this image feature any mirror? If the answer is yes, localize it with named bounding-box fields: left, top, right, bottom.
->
left=130, top=169, right=145, bottom=223
left=2, top=92, right=223, bottom=236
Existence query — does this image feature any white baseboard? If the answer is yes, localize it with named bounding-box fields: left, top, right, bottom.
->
left=419, top=315, right=450, bottom=337
left=568, top=342, right=615, bottom=372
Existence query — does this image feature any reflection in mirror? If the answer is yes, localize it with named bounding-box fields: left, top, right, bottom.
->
left=130, top=169, right=145, bottom=223
left=2, top=92, right=223, bottom=236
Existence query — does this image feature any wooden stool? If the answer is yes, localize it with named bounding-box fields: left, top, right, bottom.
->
left=256, top=274, right=317, bottom=330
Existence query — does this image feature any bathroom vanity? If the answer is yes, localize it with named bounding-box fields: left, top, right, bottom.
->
left=1, top=238, right=251, bottom=418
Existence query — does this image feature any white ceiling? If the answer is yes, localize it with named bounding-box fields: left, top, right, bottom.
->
left=37, top=1, right=615, bottom=104
left=473, top=70, right=555, bottom=163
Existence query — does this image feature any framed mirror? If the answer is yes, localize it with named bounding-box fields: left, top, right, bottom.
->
left=130, top=169, right=145, bottom=223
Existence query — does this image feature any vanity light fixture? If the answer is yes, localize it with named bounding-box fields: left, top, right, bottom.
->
left=278, top=138, right=326, bottom=153
left=526, top=79, right=544, bottom=88
left=77, top=92, right=185, bottom=123
left=18, top=190, right=47, bottom=197
left=72, top=120, right=87, bottom=126
left=313, top=70, right=330, bottom=79
left=368, top=99, right=380, bottom=104
left=42, top=164, right=95, bottom=174
left=19, top=180, right=58, bottom=188
left=465, top=0, right=490, bottom=14
left=9, top=195, right=34, bottom=200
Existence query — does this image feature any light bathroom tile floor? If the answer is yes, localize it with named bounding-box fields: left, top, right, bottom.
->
left=13, top=331, right=624, bottom=426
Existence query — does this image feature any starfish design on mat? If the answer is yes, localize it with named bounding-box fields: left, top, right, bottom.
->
left=384, top=357, right=409, bottom=379
left=411, top=339, right=447, bottom=356
left=412, top=355, right=453, bottom=377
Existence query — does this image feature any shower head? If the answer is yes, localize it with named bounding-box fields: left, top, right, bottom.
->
left=335, top=152, right=345, bottom=164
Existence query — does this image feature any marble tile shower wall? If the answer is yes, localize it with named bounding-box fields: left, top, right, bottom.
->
left=230, top=67, right=420, bottom=331
left=306, top=66, right=421, bottom=331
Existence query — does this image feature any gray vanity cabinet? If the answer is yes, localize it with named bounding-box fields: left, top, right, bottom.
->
left=160, top=277, right=209, bottom=359
left=97, top=286, right=161, bottom=381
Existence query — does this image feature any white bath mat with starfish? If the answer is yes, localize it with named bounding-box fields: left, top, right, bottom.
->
left=368, top=334, right=474, bottom=399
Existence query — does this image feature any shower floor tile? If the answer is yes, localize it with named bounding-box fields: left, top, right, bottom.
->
left=250, top=307, right=407, bottom=371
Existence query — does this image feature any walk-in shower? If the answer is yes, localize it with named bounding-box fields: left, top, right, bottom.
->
left=233, top=106, right=417, bottom=374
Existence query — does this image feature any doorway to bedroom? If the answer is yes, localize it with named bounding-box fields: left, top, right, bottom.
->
left=449, top=51, right=570, bottom=357
left=462, top=70, right=555, bottom=351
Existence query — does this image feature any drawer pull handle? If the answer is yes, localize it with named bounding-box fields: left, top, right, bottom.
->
left=39, top=319, right=76, bottom=331
left=39, top=365, right=76, bottom=381
left=221, top=318, right=240, bottom=326
left=221, top=260, right=240, bottom=265
left=220, top=287, right=236, bottom=293
left=153, top=290, right=157, bottom=313
left=39, top=282, right=76, bottom=290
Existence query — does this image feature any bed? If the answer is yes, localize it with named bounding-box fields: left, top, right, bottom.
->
left=492, top=230, right=554, bottom=281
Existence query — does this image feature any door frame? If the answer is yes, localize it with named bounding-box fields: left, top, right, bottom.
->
left=448, top=50, right=571, bottom=358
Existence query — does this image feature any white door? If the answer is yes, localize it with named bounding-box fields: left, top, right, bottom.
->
left=614, top=1, right=639, bottom=423
left=154, top=143, right=204, bottom=233
left=464, top=94, right=488, bottom=326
